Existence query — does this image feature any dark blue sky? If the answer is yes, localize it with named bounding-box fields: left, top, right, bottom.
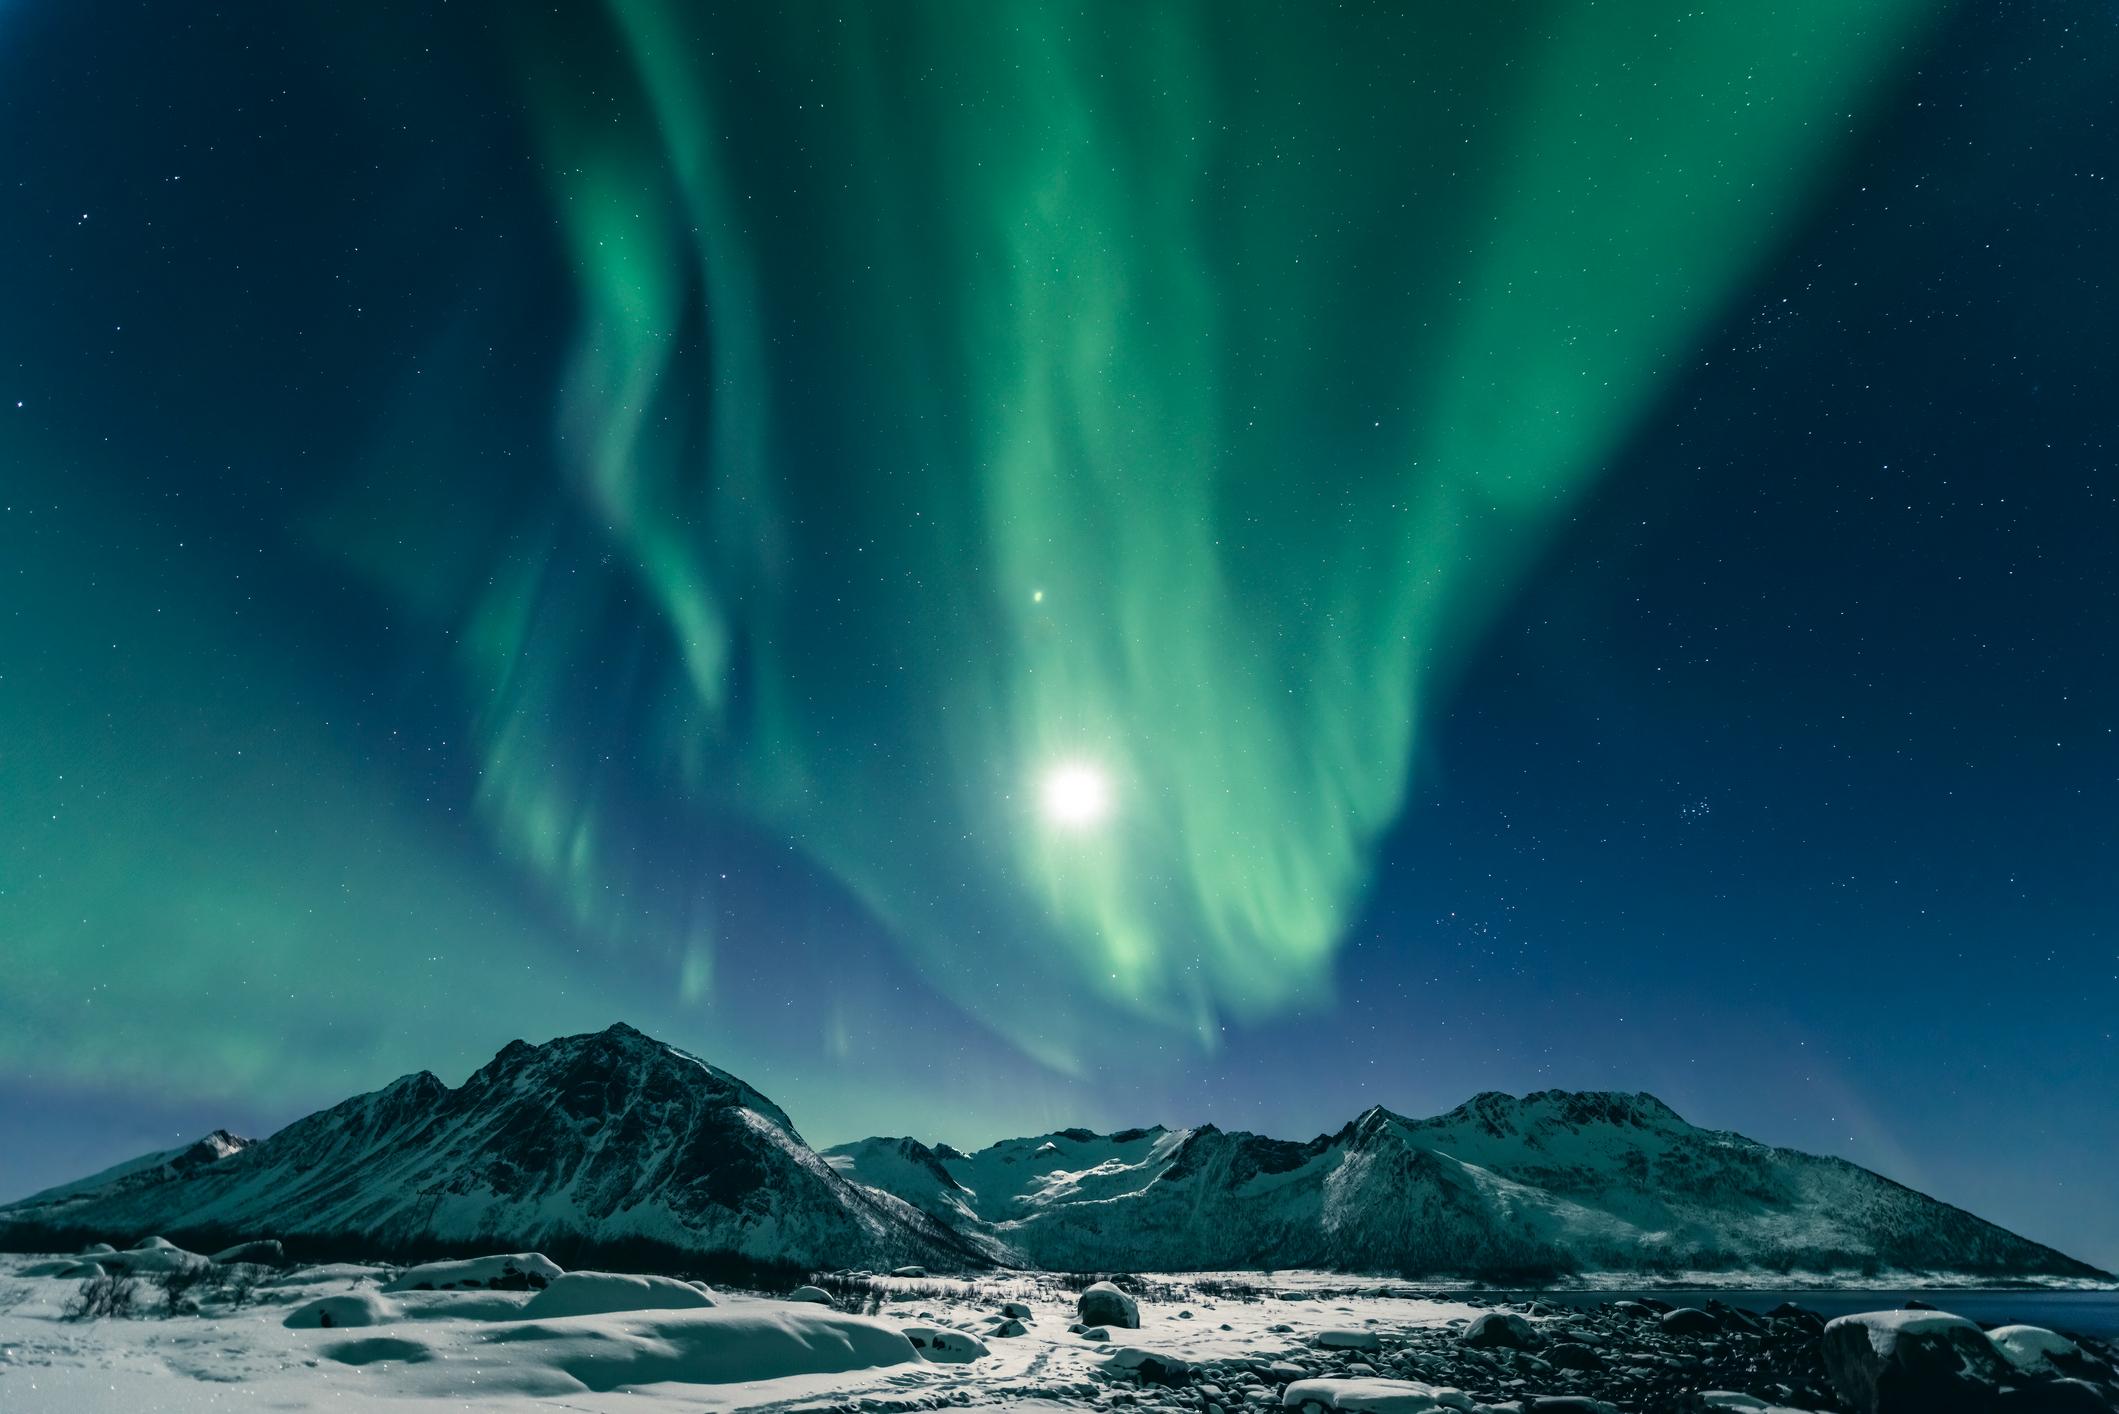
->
left=1, top=1, right=2113, bottom=1270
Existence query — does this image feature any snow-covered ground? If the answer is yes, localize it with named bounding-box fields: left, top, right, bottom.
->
left=0, top=1251, right=1488, bottom=1413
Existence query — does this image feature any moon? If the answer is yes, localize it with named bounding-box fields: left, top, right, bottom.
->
left=1039, top=761, right=1113, bottom=830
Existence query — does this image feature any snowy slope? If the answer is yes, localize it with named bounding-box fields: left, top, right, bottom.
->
left=0, top=1025, right=979, bottom=1272
left=828, top=1092, right=2106, bottom=1280
left=4, top=1028, right=2099, bottom=1282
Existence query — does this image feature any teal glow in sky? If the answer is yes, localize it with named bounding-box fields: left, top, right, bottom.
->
left=3, top=0, right=2117, bottom=1269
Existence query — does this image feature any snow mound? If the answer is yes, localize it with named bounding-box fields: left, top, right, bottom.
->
left=468, top=1306, right=920, bottom=1393
left=520, top=1270, right=716, bottom=1319
left=102, top=1241, right=209, bottom=1275
left=285, top=1291, right=401, bottom=1329
left=1281, top=1376, right=1482, bottom=1412
left=382, top=1253, right=562, bottom=1291
left=789, top=1284, right=835, bottom=1303
left=1829, top=1307, right=1985, bottom=1357
left=1987, top=1323, right=2080, bottom=1373
left=901, top=1322, right=989, bottom=1362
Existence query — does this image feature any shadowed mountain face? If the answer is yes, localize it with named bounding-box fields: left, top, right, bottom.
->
left=3, top=1029, right=2101, bottom=1282
left=0, top=1025, right=980, bottom=1273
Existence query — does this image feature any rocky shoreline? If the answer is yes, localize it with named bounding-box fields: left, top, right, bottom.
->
left=1050, top=1287, right=2119, bottom=1414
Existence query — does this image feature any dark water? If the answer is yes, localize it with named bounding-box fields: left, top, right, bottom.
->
left=1502, top=1289, right=2119, bottom=1340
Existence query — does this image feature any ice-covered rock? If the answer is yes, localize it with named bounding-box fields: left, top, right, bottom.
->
left=1460, top=1311, right=1539, bottom=1349
left=284, top=1291, right=401, bottom=1329
left=1988, top=1324, right=2081, bottom=1375
left=382, top=1253, right=561, bottom=1291
left=519, top=1270, right=715, bottom=1318
left=1820, top=1309, right=2011, bottom=1413
left=1078, top=1279, right=1140, bottom=1328
left=1000, top=1300, right=1033, bottom=1319
left=788, top=1284, right=835, bottom=1304
left=901, top=1322, right=988, bottom=1362
left=1281, top=1376, right=1482, bottom=1412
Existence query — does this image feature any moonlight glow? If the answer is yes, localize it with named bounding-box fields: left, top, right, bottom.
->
left=1039, top=762, right=1114, bottom=831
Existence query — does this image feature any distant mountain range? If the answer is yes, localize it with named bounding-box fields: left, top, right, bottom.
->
left=3, top=1024, right=2103, bottom=1283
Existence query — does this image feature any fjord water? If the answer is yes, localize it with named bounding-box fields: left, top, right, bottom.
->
left=1510, top=1289, right=2119, bottom=1339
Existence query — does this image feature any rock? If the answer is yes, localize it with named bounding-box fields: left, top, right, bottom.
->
left=1001, top=1300, right=1033, bottom=1319
left=1461, top=1312, right=1541, bottom=1350
left=1317, top=1329, right=1382, bottom=1351
left=520, top=1271, right=715, bottom=1318
left=1902, top=1299, right=1939, bottom=1311
left=1545, top=1342, right=1602, bottom=1370
left=284, top=1292, right=400, bottom=1329
left=1105, top=1347, right=1193, bottom=1386
left=1280, top=1376, right=1478, bottom=1411
left=1080, top=1325, right=1112, bottom=1340
left=1634, top=1297, right=1674, bottom=1314
left=1611, top=1301, right=1657, bottom=1320
left=1988, top=1325, right=2083, bottom=1376
left=1660, top=1307, right=1720, bottom=1336
left=788, top=1285, right=835, bottom=1304
left=1821, top=1310, right=2012, bottom=1413
left=209, top=1240, right=286, bottom=1266
left=891, top=1265, right=929, bottom=1278
left=901, top=1323, right=988, bottom=1363
left=1526, top=1399, right=1620, bottom=1414
left=79, top=1242, right=117, bottom=1256
left=1079, top=1280, right=1141, bottom=1330
left=993, top=1318, right=1028, bottom=1337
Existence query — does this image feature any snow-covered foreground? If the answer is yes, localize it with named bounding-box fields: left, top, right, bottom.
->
left=0, top=1252, right=1489, bottom=1413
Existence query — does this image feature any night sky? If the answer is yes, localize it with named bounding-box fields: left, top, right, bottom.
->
left=2, top=3, right=2114, bottom=1269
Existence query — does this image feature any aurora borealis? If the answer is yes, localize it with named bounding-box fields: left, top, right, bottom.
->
left=2, top=0, right=2116, bottom=1270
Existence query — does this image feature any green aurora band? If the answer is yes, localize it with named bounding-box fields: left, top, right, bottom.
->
left=0, top=1, right=1947, bottom=1116
left=453, top=0, right=1942, bottom=1071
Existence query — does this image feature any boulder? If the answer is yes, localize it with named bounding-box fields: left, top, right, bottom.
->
left=1545, top=1341, right=1603, bottom=1370
left=890, top=1265, right=929, bottom=1278
left=1280, top=1376, right=1481, bottom=1412
left=992, top=1318, right=1028, bottom=1338
left=1317, top=1329, right=1382, bottom=1351
left=1988, top=1325, right=2082, bottom=1377
left=901, top=1323, right=988, bottom=1363
left=1460, top=1311, right=1540, bottom=1350
left=1078, top=1280, right=1141, bottom=1329
left=1526, top=1399, right=1621, bottom=1414
left=1105, top=1346, right=1192, bottom=1386
left=1821, top=1310, right=2012, bottom=1414
left=1660, top=1307, right=1720, bottom=1336
left=1000, top=1300, right=1033, bottom=1319
left=1080, top=1325, right=1113, bottom=1340
left=788, top=1285, right=835, bottom=1304
left=520, top=1271, right=715, bottom=1319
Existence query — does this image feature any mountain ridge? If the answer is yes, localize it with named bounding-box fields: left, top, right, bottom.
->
left=3, top=1024, right=2104, bottom=1284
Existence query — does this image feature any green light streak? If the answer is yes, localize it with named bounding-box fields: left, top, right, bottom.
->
left=462, top=0, right=1941, bottom=1069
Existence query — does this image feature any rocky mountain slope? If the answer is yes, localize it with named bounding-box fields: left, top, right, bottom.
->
left=4, top=1027, right=2100, bottom=1282
left=826, top=1091, right=2106, bottom=1281
left=0, top=1024, right=979, bottom=1273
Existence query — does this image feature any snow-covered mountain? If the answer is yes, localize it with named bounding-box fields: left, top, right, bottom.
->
left=0, top=1024, right=978, bottom=1273
left=4, top=1028, right=2100, bottom=1282
left=826, top=1092, right=2106, bottom=1281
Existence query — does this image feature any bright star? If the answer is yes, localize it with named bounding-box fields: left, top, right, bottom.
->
left=1039, top=761, right=1112, bottom=830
